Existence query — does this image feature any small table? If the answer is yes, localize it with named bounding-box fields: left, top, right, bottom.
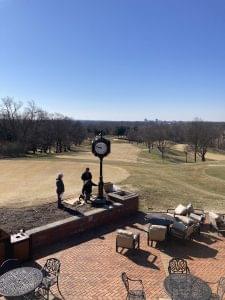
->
left=164, top=273, right=212, bottom=300
left=0, top=267, right=43, bottom=297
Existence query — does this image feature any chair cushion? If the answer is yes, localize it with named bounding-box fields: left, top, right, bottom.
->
left=175, top=215, right=193, bottom=225
left=174, top=204, right=187, bottom=216
left=209, top=212, right=220, bottom=222
left=189, top=213, right=204, bottom=223
left=186, top=203, right=194, bottom=214
left=117, top=229, right=133, bottom=236
left=148, top=225, right=167, bottom=241
left=116, top=235, right=134, bottom=249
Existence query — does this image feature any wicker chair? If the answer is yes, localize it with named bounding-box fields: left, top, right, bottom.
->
left=0, top=259, right=21, bottom=275
left=121, top=272, right=146, bottom=300
left=210, top=277, right=225, bottom=300
left=40, top=258, right=61, bottom=296
left=168, top=258, right=190, bottom=274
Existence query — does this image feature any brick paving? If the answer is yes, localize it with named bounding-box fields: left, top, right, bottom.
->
left=34, top=213, right=225, bottom=300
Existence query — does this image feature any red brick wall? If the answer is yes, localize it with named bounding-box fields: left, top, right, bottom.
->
left=27, top=194, right=138, bottom=256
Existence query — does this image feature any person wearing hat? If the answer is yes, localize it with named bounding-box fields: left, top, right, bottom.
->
left=56, top=173, right=64, bottom=208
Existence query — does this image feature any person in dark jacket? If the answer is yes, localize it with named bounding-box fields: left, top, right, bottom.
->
left=82, top=179, right=97, bottom=203
left=56, top=173, right=64, bottom=208
left=81, top=168, right=92, bottom=182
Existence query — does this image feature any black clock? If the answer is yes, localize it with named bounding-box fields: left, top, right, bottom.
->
left=92, top=136, right=110, bottom=158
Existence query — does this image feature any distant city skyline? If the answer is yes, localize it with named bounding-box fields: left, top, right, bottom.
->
left=1, top=0, right=225, bottom=121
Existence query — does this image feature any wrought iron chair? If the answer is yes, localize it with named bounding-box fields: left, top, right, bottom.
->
left=22, top=286, right=49, bottom=300
left=210, top=277, right=225, bottom=300
left=40, top=258, right=61, bottom=296
left=121, top=272, right=146, bottom=300
left=0, top=259, right=21, bottom=275
left=168, top=258, right=190, bottom=274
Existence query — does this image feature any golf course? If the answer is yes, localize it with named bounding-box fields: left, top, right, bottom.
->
left=0, top=139, right=225, bottom=212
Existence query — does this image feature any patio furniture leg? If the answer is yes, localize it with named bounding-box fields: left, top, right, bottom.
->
left=137, top=234, right=140, bottom=249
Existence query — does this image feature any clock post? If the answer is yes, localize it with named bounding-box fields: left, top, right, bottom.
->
left=92, top=132, right=111, bottom=205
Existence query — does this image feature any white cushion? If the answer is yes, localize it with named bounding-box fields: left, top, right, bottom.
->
left=176, top=215, right=193, bottom=225
left=208, top=212, right=220, bottom=220
left=174, top=204, right=187, bottom=216
left=189, top=213, right=203, bottom=222
left=148, top=225, right=167, bottom=241
left=186, top=203, right=194, bottom=214
left=117, top=229, right=133, bottom=236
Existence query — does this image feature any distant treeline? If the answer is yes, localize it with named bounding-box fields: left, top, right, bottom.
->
left=1, top=97, right=225, bottom=160
left=0, top=97, right=86, bottom=156
left=83, top=118, right=225, bottom=162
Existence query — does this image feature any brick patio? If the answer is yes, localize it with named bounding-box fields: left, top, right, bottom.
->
left=34, top=213, right=225, bottom=300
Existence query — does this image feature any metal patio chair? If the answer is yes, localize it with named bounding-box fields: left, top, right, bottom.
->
left=168, top=258, right=190, bottom=274
left=40, top=258, right=61, bottom=296
left=121, top=272, right=146, bottom=300
left=210, top=277, right=225, bottom=300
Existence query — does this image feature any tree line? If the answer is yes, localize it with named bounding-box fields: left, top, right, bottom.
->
left=0, top=97, right=86, bottom=156
left=126, top=120, right=225, bottom=162
left=1, top=97, right=225, bottom=160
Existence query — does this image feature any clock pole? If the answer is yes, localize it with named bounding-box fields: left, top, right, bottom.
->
left=91, top=132, right=111, bottom=206
left=98, top=156, right=104, bottom=199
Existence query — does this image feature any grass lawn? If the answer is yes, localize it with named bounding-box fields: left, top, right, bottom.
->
left=0, top=139, right=225, bottom=212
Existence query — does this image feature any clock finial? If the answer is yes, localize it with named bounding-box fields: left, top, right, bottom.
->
left=99, top=130, right=103, bottom=138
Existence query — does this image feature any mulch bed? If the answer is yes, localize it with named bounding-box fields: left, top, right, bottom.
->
left=0, top=202, right=93, bottom=234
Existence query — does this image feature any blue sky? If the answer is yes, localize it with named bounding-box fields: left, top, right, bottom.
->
left=0, top=0, right=225, bottom=121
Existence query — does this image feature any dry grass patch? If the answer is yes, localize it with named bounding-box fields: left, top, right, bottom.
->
left=0, top=159, right=129, bottom=207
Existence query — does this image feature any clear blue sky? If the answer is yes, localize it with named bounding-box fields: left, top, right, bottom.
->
left=0, top=0, right=225, bottom=121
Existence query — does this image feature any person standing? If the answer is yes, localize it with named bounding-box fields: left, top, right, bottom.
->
left=81, top=167, right=92, bottom=182
left=82, top=179, right=97, bottom=203
left=56, top=173, right=64, bottom=208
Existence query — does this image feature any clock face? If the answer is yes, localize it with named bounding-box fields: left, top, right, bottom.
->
left=95, top=142, right=107, bottom=155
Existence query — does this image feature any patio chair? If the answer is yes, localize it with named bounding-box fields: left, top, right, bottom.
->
left=168, top=258, right=190, bottom=274
left=116, top=230, right=140, bottom=252
left=147, top=224, right=167, bottom=247
left=169, top=221, right=195, bottom=240
left=23, top=286, right=49, bottom=300
left=210, top=277, right=225, bottom=300
left=0, top=258, right=21, bottom=275
left=167, top=204, right=205, bottom=224
left=40, top=258, right=61, bottom=295
left=209, top=212, right=225, bottom=236
left=121, top=272, right=146, bottom=300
